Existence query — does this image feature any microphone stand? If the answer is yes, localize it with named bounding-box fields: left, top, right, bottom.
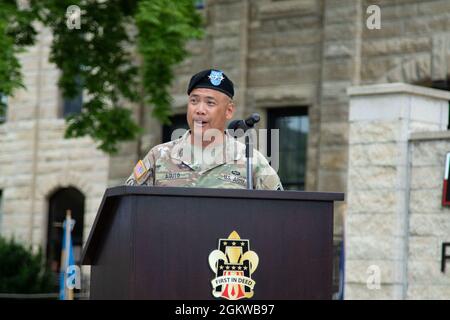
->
left=228, top=113, right=260, bottom=190
left=245, top=134, right=253, bottom=190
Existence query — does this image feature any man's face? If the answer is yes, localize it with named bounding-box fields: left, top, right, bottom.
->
left=187, top=88, right=234, bottom=141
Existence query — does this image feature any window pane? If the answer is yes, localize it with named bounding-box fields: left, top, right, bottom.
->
left=162, top=114, right=189, bottom=143
left=268, top=107, right=308, bottom=190
left=62, top=75, right=83, bottom=118
left=195, top=0, right=205, bottom=9
left=0, top=94, right=7, bottom=123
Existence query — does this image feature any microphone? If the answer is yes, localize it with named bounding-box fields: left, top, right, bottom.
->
left=227, top=113, right=261, bottom=132
left=227, top=113, right=260, bottom=189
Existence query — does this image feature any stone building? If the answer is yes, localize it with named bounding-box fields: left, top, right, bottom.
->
left=0, top=0, right=450, bottom=299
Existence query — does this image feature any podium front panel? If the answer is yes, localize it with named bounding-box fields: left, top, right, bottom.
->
left=86, top=187, right=338, bottom=300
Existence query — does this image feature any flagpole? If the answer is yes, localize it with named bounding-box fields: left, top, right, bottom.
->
left=59, top=210, right=75, bottom=301
left=65, top=210, right=74, bottom=300
left=58, top=219, right=65, bottom=300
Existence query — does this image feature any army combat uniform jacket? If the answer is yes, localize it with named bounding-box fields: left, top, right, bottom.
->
left=125, top=130, right=283, bottom=190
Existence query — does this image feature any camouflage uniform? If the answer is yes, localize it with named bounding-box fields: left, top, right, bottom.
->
left=125, top=130, right=283, bottom=190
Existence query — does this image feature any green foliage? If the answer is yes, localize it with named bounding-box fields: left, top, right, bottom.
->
left=64, top=100, right=142, bottom=154
left=1, top=0, right=203, bottom=153
left=0, top=237, right=54, bottom=294
left=0, top=1, right=37, bottom=116
left=30, top=0, right=144, bottom=153
left=0, top=20, right=22, bottom=96
left=136, top=0, right=203, bottom=122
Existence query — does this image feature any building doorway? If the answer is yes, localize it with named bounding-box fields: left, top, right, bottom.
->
left=46, top=187, right=85, bottom=277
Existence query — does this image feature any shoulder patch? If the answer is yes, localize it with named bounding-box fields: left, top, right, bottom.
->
left=133, top=160, right=147, bottom=180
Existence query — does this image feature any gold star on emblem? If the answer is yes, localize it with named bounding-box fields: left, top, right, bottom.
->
left=241, top=242, right=245, bottom=246
left=223, top=241, right=227, bottom=245
left=244, top=266, right=248, bottom=270
left=232, top=266, right=236, bottom=270
left=226, top=266, right=230, bottom=270
left=238, top=266, right=242, bottom=270
left=232, top=241, right=236, bottom=245
left=219, top=265, right=224, bottom=270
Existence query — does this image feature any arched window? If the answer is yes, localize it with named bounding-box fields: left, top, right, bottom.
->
left=46, top=187, right=85, bottom=275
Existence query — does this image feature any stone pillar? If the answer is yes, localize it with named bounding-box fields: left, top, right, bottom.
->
left=318, top=0, right=363, bottom=238
left=345, top=83, right=450, bottom=299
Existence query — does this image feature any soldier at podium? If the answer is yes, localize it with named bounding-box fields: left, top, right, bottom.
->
left=125, top=69, right=283, bottom=190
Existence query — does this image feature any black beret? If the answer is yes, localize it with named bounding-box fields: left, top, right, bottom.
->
left=187, top=69, right=234, bottom=98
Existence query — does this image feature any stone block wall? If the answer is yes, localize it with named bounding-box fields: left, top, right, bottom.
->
left=346, top=83, right=450, bottom=299
left=361, top=0, right=450, bottom=84
left=408, top=131, right=450, bottom=299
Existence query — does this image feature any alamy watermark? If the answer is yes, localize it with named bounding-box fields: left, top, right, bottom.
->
left=66, top=5, right=82, bottom=30
left=366, top=5, right=381, bottom=30
left=65, top=265, right=81, bottom=290
left=366, top=265, right=381, bottom=290
left=169, top=128, right=280, bottom=175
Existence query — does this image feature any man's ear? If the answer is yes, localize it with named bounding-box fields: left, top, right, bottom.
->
left=225, top=101, right=235, bottom=120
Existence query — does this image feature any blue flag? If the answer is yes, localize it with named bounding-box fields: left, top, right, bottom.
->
left=59, top=213, right=75, bottom=300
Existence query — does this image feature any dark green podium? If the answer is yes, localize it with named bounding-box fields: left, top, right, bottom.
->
left=81, top=186, right=344, bottom=300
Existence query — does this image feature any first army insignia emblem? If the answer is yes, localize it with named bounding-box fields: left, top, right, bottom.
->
left=208, top=231, right=259, bottom=300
